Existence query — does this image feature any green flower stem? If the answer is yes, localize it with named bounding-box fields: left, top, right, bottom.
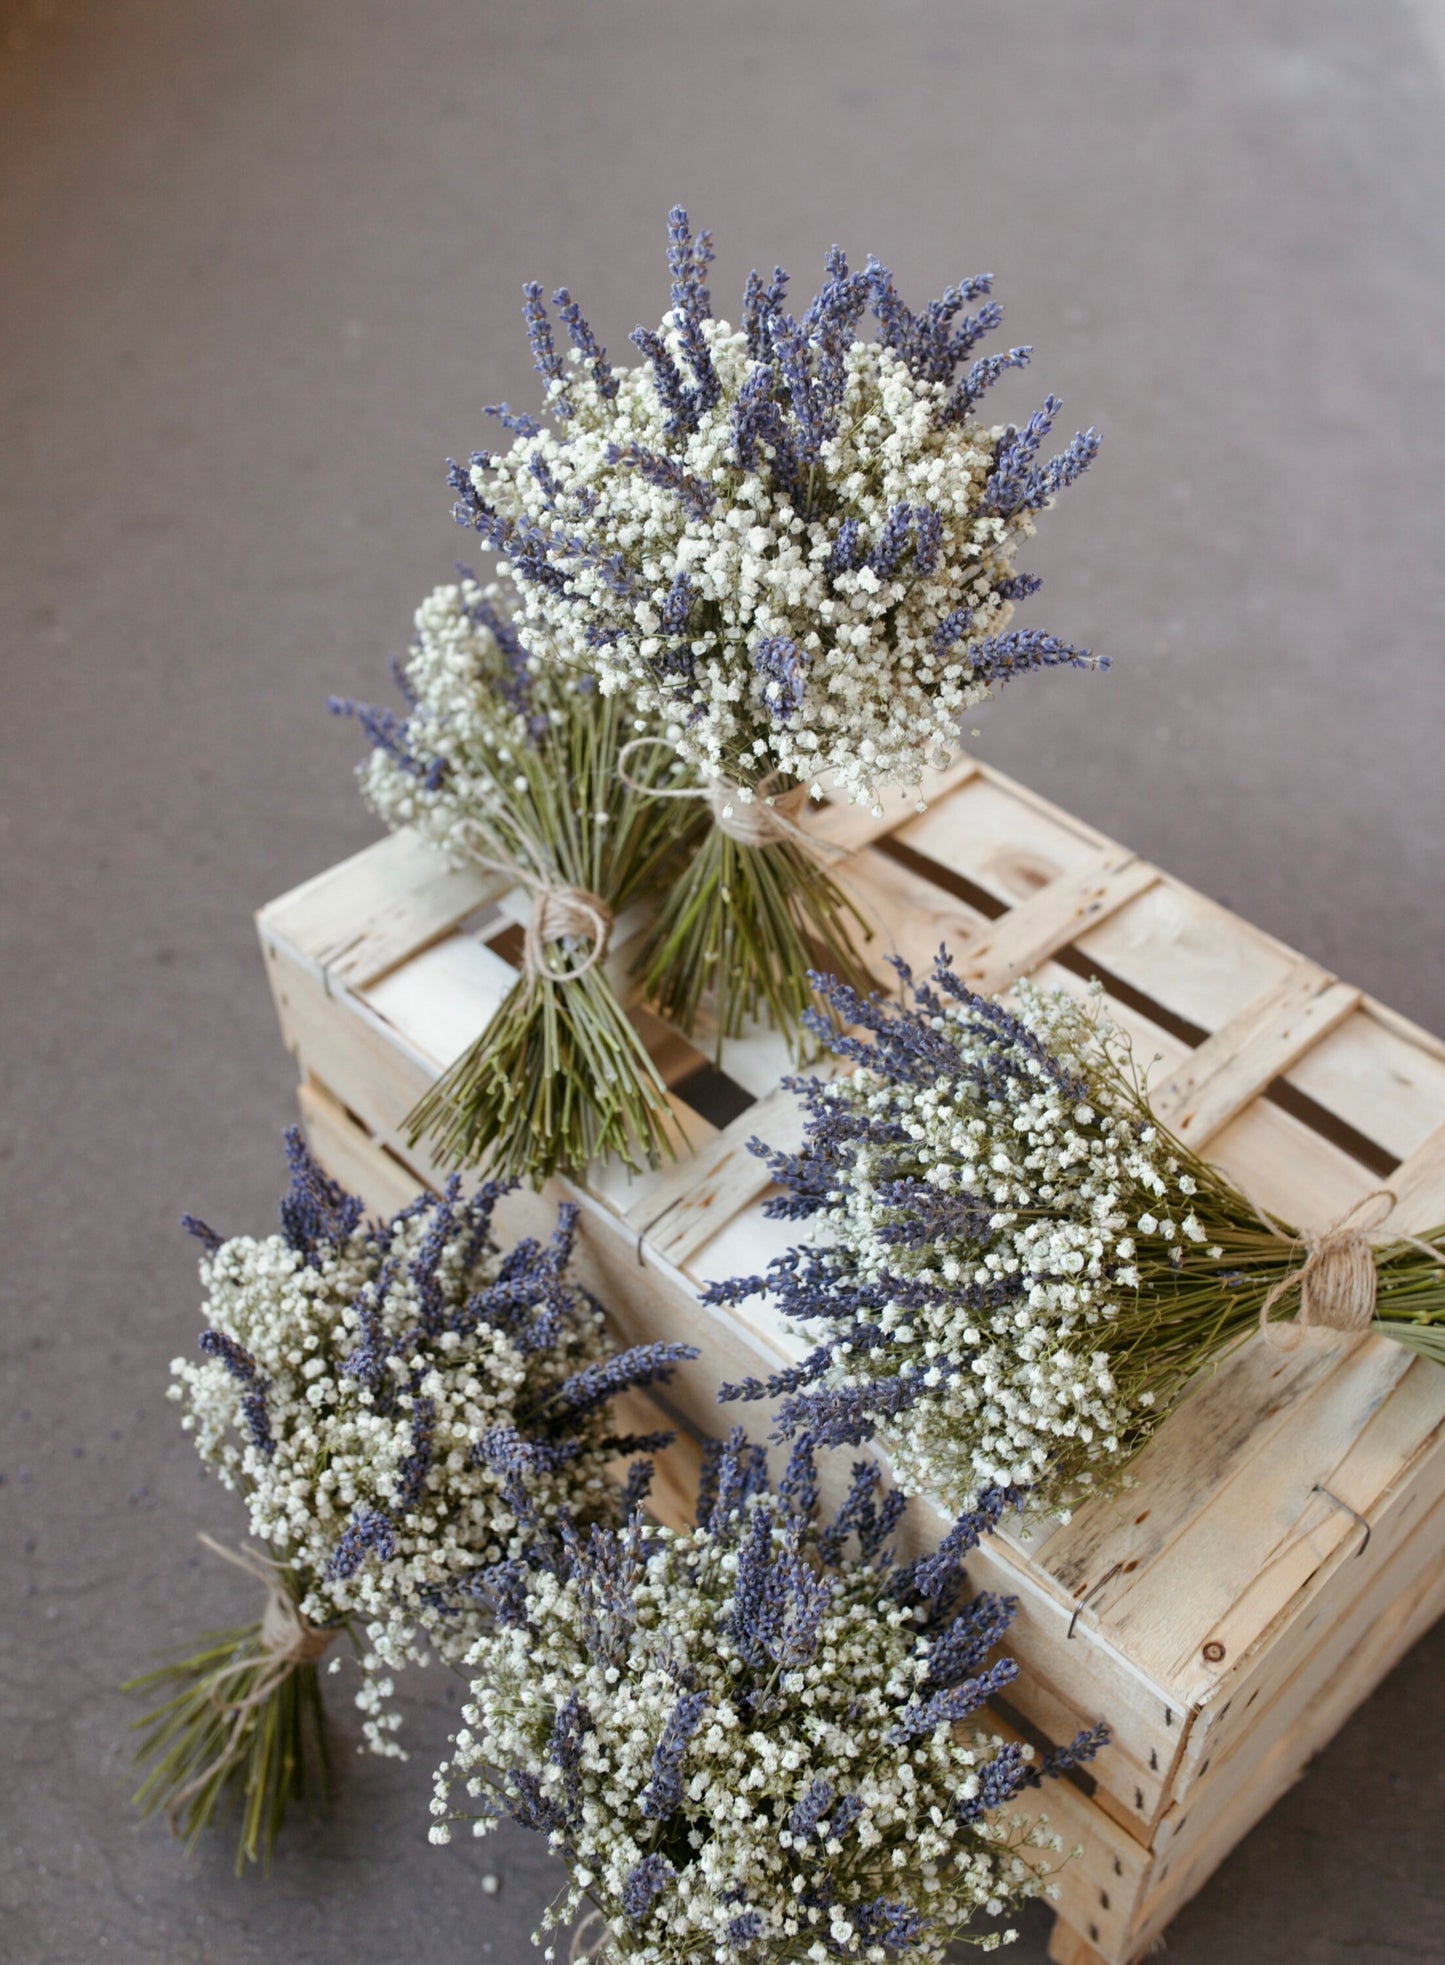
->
left=401, top=688, right=701, bottom=1184
left=406, top=964, right=676, bottom=1183
left=634, top=817, right=873, bottom=1059
left=124, top=1619, right=335, bottom=1873
left=1078, top=1054, right=1445, bottom=1431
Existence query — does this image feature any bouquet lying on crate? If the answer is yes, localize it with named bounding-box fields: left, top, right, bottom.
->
left=126, top=1133, right=696, bottom=1868
left=442, top=207, right=1103, bottom=1066
left=711, top=952, right=1445, bottom=1521
left=431, top=1429, right=1104, bottom=1962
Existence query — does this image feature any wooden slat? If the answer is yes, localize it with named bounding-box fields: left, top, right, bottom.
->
left=1133, top=1530, right=1445, bottom=1951
left=897, top=771, right=1107, bottom=904
left=1151, top=969, right=1362, bottom=1146
left=837, top=845, right=995, bottom=983
left=1074, top=876, right=1297, bottom=1036
left=1284, top=1005, right=1445, bottom=1163
left=629, top=1087, right=800, bottom=1268
left=951, top=851, right=1160, bottom=995
left=1170, top=1408, right=1445, bottom=1802
left=805, top=754, right=980, bottom=854
left=1389, top=1118, right=1445, bottom=1232
left=1025, top=1337, right=1352, bottom=1598
left=1096, top=1341, right=1422, bottom=1694
left=259, top=828, right=502, bottom=989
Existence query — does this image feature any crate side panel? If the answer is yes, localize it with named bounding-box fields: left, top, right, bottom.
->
left=1094, top=1340, right=1435, bottom=1695
left=1164, top=1456, right=1445, bottom=1815
left=1131, top=1535, right=1445, bottom=1952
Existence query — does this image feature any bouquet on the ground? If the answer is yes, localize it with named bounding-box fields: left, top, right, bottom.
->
left=126, top=1131, right=696, bottom=1867
left=708, top=954, right=1445, bottom=1522
left=431, top=1429, right=1105, bottom=1961
left=451, top=208, right=1103, bottom=1054
left=337, top=576, right=702, bottom=1184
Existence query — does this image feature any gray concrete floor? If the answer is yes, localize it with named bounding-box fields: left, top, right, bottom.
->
left=3, top=2, right=1444, bottom=1960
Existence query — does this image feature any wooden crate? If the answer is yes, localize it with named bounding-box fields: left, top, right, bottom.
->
left=258, top=753, right=1445, bottom=1965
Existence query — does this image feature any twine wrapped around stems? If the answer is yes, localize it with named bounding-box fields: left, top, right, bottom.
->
left=616, top=736, right=832, bottom=853
left=455, top=818, right=614, bottom=981
left=520, top=886, right=614, bottom=979
left=1256, top=1188, right=1443, bottom=1349
left=164, top=1536, right=335, bottom=1827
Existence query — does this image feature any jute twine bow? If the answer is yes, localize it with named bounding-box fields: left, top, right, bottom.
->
left=455, top=821, right=614, bottom=982
left=1254, top=1188, right=1441, bottom=1350
left=167, top=1535, right=337, bottom=1827
left=616, top=736, right=839, bottom=855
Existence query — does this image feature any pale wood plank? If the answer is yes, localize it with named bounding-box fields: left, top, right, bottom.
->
left=259, top=828, right=503, bottom=988
left=836, top=845, right=995, bottom=984
left=627, top=1086, right=799, bottom=1265
left=804, top=754, right=980, bottom=854
left=896, top=771, right=1108, bottom=904
left=1151, top=970, right=1362, bottom=1147
left=1170, top=1419, right=1445, bottom=1804
left=1187, top=1356, right=1445, bottom=1686
left=1098, top=1339, right=1418, bottom=1692
left=363, top=931, right=517, bottom=1070
left=1205, top=1093, right=1382, bottom=1232
left=1283, top=1005, right=1445, bottom=1162
left=1074, top=876, right=1297, bottom=1035
left=1026, top=1338, right=1351, bottom=1599
left=1133, top=1534, right=1445, bottom=1950
left=952, top=852, right=1161, bottom=996
left=1047, top=1922, right=1112, bottom=1965
left=1389, top=1118, right=1445, bottom=1232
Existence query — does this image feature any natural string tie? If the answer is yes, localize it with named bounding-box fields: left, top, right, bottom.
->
left=521, top=886, right=614, bottom=980
left=165, top=1536, right=337, bottom=1830
left=1254, top=1188, right=1440, bottom=1348
left=453, top=820, right=614, bottom=982
left=615, top=736, right=837, bottom=854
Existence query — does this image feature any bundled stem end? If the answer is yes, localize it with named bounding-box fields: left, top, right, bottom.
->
left=636, top=811, right=874, bottom=1063
left=124, top=1619, right=333, bottom=1873
left=404, top=959, right=680, bottom=1185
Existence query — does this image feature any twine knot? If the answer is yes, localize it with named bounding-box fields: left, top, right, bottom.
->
left=1258, top=1189, right=1397, bottom=1349
left=615, top=736, right=835, bottom=856
left=709, top=775, right=811, bottom=848
left=197, top=1534, right=337, bottom=1685
left=165, top=1537, right=338, bottom=1829
left=258, top=1578, right=337, bottom=1668
left=522, top=885, right=613, bottom=980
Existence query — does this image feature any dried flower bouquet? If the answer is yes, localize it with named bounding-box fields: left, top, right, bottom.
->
left=709, top=955, right=1445, bottom=1521
left=431, top=1430, right=1104, bottom=1961
left=452, top=209, right=1103, bottom=1054
left=127, top=1133, right=695, bottom=1867
left=338, top=577, right=701, bottom=1184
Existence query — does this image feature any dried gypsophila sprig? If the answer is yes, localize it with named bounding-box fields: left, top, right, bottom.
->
left=450, top=208, right=1102, bottom=1050
left=707, top=953, right=1445, bottom=1523
left=127, top=1129, right=696, bottom=1867
left=431, top=1429, right=1106, bottom=1963
left=334, top=576, right=703, bottom=1183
